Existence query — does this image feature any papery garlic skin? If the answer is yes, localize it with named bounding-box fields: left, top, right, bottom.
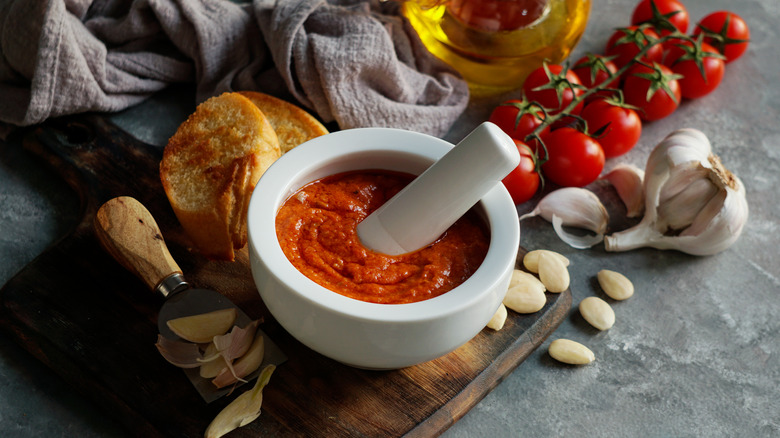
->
left=519, top=187, right=609, bottom=248
left=605, top=129, right=748, bottom=256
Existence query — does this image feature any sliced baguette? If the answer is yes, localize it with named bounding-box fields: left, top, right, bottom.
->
left=238, top=91, right=328, bottom=153
left=160, top=92, right=281, bottom=261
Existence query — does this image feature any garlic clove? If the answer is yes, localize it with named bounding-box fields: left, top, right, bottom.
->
left=655, top=177, right=719, bottom=232
left=205, top=364, right=276, bottom=438
left=155, top=335, right=204, bottom=368
left=602, top=164, right=645, bottom=218
left=213, top=333, right=265, bottom=389
left=165, top=308, right=237, bottom=344
left=199, top=342, right=229, bottom=379
left=519, top=187, right=609, bottom=248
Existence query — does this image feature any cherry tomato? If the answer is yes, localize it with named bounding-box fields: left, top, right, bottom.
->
left=449, top=0, right=548, bottom=31
left=572, top=55, right=620, bottom=99
left=663, top=40, right=725, bottom=99
left=605, top=26, right=664, bottom=69
left=540, top=128, right=605, bottom=187
left=488, top=100, right=547, bottom=142
left=522, top=64, right=584, bottom=116
left=622, top=63, right=682, bottom=121
left=580, top=100, right=642, bottom=158
left=631, top=0, right=690, bottom=35
left=502, top=140, right=540, bottom=205
left=693, top=11, right=750, bottom=63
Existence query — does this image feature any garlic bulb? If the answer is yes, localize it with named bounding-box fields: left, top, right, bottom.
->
left=519, top=187, right=609, bottom=249
left=604, top=129, right=748, bottom=255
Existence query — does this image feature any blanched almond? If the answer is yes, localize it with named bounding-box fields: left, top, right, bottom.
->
left=548, top=339, right=595, bottom=365
left=597, top=269, right=634, bottom=300
left=503, top=270, right=546, bottom=314
left=486, top=303, right=507, bottom=331
left=166, top=308, right=237, bottom=343
left=522, top=249, right=570, bottom=273
left=579, top=297, right=615, bottom=331
left=537, top=252, right=570, bottom=293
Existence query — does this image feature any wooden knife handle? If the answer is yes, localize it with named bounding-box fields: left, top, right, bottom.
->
left=94, top=196, right=182, bottom=292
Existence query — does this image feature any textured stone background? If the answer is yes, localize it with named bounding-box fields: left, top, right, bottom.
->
left=1, top=0, right=778, bottom=436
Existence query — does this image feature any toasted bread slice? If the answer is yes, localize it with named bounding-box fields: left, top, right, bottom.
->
left=160, top=92, right=281, bottom=261
left=238, top=91, right=328, bottom=153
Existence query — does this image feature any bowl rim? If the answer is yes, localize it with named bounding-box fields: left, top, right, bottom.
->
left=247, top=127, right=519, bottom=324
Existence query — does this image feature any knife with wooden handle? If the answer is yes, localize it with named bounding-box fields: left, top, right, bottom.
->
left=94, top=195, right=286, bottom=403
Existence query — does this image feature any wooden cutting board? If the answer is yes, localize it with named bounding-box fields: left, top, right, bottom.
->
left=0, top=114, right=571, bottom=437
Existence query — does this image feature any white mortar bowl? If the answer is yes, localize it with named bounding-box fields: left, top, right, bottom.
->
left=247, top=128, right=520, bottom=369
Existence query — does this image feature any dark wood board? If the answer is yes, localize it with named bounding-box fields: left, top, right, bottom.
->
left=0, top=114, right=571, bottom=437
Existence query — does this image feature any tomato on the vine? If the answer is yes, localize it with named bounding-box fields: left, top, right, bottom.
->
left=580, top=99, right=642, bottom=158
left=693, top=11, right=750, bottom=63
left=631, top=0, right=690, bottom=35
left=502, top=140, right=541, bottom=205
left=572, top=55, right=620, bottom=101
left=540, top=128, right=605, bottom=187
left=488, top=100, right=547, bottom=144
left=622, top=63, right=682, bottom=121
left=605, top=26, right=664, bottom=69
left=663, top=40, right=725, bottom=99
left=522, top=64, right=585, bottom=116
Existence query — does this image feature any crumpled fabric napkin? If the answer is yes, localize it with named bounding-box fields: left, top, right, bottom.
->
left=0, top=0, right=469, bottom=138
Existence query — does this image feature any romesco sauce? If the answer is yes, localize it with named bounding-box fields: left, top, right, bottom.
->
left=275, top=170, right=490, bottom=304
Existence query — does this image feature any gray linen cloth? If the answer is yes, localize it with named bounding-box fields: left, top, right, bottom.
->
left=0, top=0, right=469, bottom=137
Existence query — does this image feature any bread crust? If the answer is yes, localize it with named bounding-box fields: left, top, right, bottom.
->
left=160, top=92, right=281, bottom=261
left=238, top=91, right=328, bottom=153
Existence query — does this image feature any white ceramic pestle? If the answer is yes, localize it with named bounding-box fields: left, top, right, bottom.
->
left=356, top=122, right=520, bottom=255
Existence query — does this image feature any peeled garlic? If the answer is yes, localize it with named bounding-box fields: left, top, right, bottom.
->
left=604, top=129, right=748, bottom=255
left=520, top=187, right=609, bottom=249
left=602, top=164, right=645, bottom=218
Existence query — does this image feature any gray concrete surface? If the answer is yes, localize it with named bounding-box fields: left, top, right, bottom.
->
left=1, top=0, right=778, bottom=436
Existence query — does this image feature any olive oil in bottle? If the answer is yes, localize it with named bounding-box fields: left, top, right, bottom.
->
left=402, top=0, right=591, bottom=95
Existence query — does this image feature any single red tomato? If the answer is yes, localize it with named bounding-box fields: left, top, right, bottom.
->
left=631, top=0, right=690, bottom=35
left=605, top=26, right=664, bottom=69
left=580, top=99, right=642, bottom=158
left=693, top=11, right=750, bottom=63
left=540, top=128, right=605, bottom=187
left=488, top=100, right=547, bottom=142
left=502, top=140, right=540, bottom=204
left=572, top=54, right=620, bottom=97
left=664, top=40, right=725, bottom=99
left=622, top=63, right=682, bottom=121
left=522, top=64, right=584, bottom=115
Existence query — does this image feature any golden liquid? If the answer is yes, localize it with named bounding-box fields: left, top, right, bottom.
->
left=403, top=0, right=591, bottom=96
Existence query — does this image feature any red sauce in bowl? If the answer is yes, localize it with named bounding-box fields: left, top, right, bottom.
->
left=275, top=170, right=490, bottom=304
